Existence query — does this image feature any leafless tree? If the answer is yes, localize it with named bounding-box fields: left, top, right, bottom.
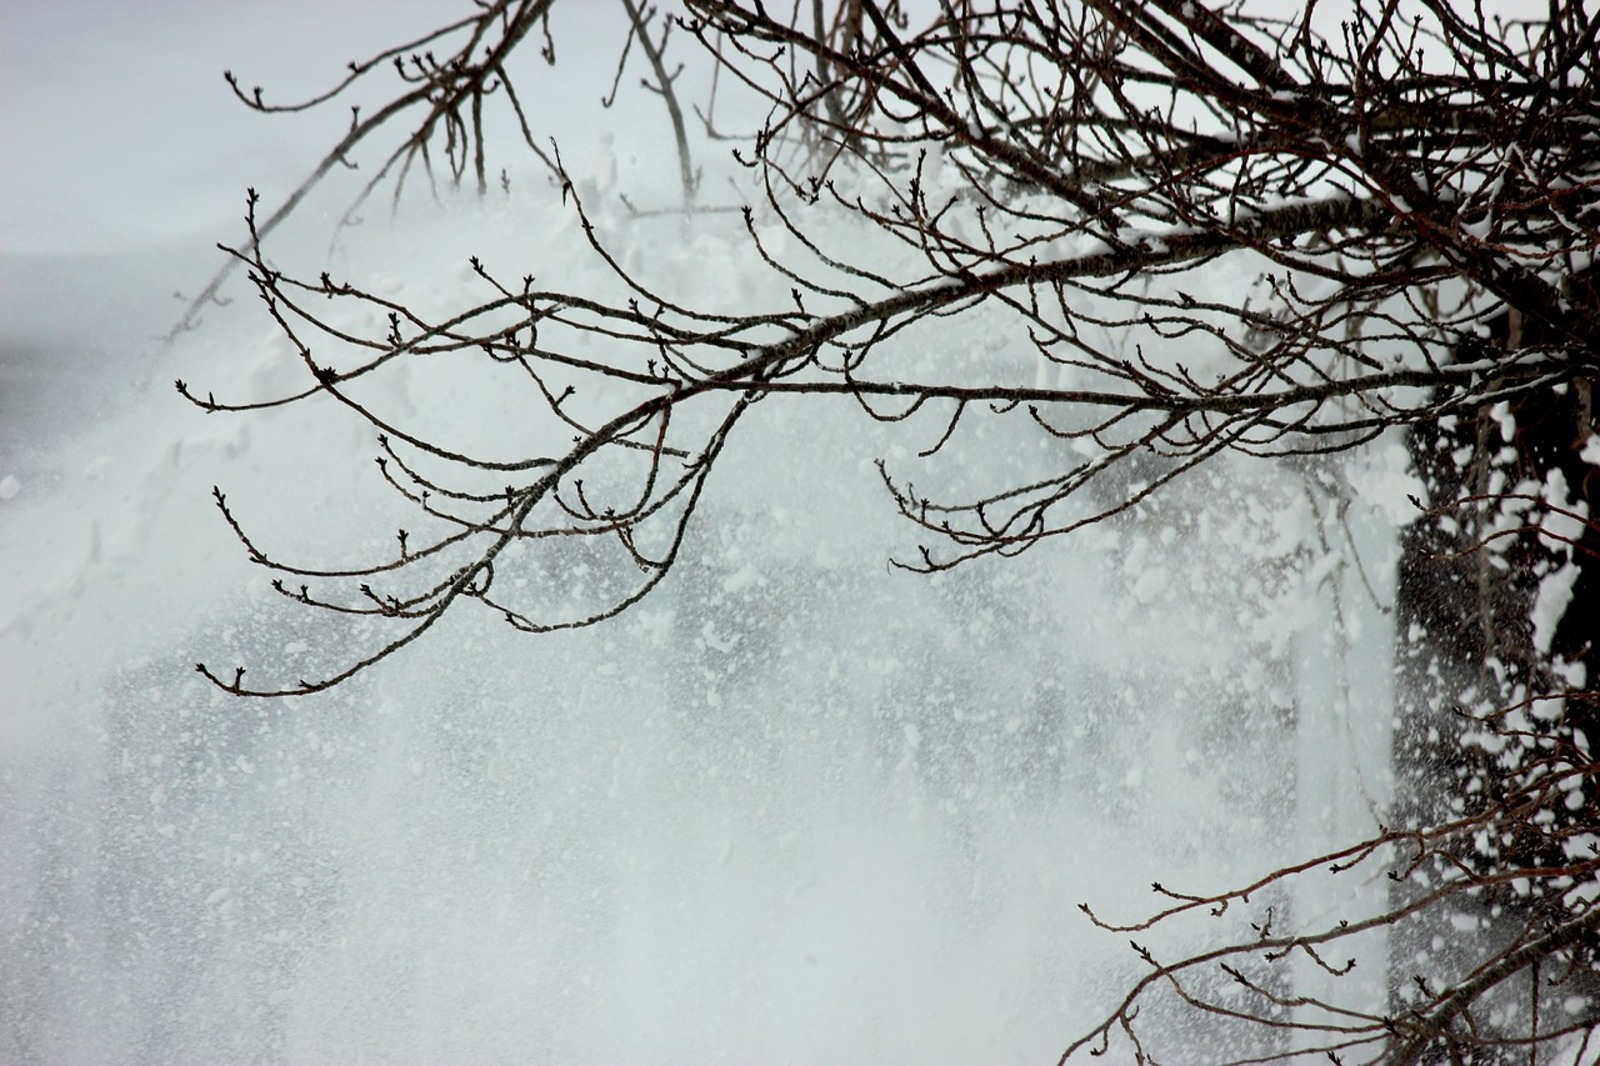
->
left=181, top=1, right=1600, bottom=1061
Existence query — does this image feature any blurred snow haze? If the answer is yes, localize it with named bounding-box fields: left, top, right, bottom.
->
left=0, top=3, right=1398, bottom=1063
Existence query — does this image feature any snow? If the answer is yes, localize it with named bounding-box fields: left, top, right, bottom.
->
left=1491, top=400, right=1517, bottom=443
left=1533, top=563, right=1581, bottom=653
left=1346, top=437, right=1426, bottom=525
left=1541, top=468, right=1589, bottom=550
left=1582, top=432, right=1600, bottom=468
left=0, top=4, right=1407, bottom=1064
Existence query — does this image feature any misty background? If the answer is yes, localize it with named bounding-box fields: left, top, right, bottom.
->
left=0, top=3, right=1398, bottom=1062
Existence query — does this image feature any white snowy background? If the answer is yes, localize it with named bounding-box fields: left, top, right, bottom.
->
left=1, top=2, right=1408, bottom=1062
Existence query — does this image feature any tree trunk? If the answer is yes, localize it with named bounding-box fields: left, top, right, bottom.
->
left=1390, top=277, right=1600, bottom=1054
